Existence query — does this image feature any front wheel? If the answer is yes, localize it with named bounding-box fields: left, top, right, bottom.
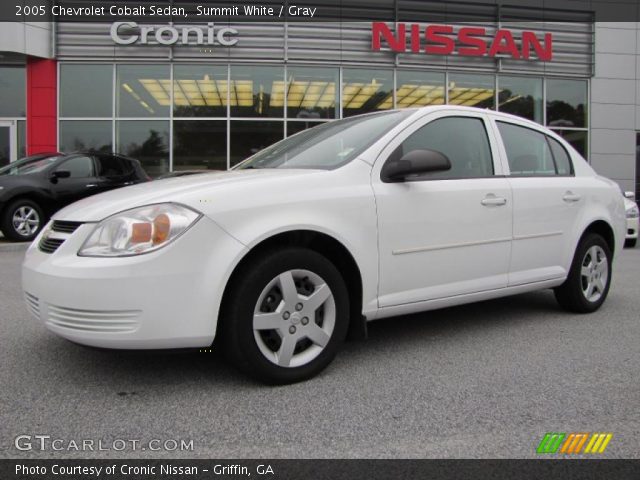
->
left=554, top=233, right=612, bottom=313
left=1, top=199, right=45, bottom=242
left=220, top=248, right=349, bottom=384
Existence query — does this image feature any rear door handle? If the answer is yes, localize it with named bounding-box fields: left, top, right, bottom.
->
left=85, top=184, right=98, bottom=188
left=563, top=192, right=581, bottom=203
left=481, top=194, right=507, bottom=207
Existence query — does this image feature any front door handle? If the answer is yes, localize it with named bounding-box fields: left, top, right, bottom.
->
left=85, top=184, right=98, bottom=188
left=481, top=194, right=507, bottom=207
left=563, top=191, right=581, bottom=203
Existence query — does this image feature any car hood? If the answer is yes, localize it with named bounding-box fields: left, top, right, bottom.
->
left=53, top=169, right=324, bottom=222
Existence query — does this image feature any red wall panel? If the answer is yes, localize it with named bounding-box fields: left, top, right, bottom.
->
left=27, top=57, right=57, bottom=155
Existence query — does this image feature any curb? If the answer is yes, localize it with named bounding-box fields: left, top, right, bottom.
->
left=0, top=242, right=30, bottom=252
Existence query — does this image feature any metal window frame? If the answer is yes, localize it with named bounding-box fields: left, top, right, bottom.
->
left=55, top=60, right=592, bottom=172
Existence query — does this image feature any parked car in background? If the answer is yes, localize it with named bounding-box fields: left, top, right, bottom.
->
left=624, top=194, right=638, bottom=248
left=23, top=107, right=626, bottom=384
left=0, top=152, right=149, bottom=241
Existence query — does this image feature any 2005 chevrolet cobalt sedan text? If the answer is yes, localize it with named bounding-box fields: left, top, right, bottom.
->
left=22, top=106, right=626, bottom=384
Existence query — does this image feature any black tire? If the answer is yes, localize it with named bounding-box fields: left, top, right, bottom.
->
left=554, top=233, right=612, bottom=313
left=625, top=238, right=637, bottom=248
left=219, top=247, right=349, bottom=385
left=1, top=199, right=45, bottom=242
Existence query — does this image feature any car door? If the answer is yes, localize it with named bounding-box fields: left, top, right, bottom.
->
left=49, top=154, right=100, bottom=207
left=493, top=119, right=582, bottom=285
left=372, top=111, right=513, bottom=308
left=94, top=154, right=137, bottom=193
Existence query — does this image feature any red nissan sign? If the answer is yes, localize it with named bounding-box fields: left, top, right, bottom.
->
left=371, top=22, right=553, bottom=61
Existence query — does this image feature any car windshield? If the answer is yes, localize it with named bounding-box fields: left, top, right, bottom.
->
left=0, top=155, right=61, bottom=176
left=234, top=110, right=413, bottom=170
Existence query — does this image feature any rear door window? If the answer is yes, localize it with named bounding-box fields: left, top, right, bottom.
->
left=546, top=136, right=573, bottom=175
left=497, top=121, right=556, bottom=176
left=96, top=155, right=133, bottom=177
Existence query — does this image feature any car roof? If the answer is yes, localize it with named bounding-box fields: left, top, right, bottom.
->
left=64, top=151, right=140, bottom=163
left=403, top=105, right=548, bottom=130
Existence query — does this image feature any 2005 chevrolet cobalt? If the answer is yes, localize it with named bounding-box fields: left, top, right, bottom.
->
left=22, top=107, right=626, bottom=384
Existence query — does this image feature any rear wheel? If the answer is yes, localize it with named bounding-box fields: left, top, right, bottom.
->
left=554, top=233, right=612, bottom=313
left=1, top=199, right=44, bottom=242
left=220, top=248, right=349, bottom=384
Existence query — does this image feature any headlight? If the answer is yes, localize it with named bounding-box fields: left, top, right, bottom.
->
left=627, top=205, right=639, bottom=219
left=78, top=203, right=201, bottom=257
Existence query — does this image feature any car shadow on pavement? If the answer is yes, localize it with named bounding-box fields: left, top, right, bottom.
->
left=38, top=289, right=563, bottom=388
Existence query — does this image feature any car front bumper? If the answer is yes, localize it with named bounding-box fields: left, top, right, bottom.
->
left=626, top=215, right=639, bottom=241
left=22, top=216, right=246, bottom=349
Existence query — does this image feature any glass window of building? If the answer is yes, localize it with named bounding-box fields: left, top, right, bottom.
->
left=393, top=71, right=445, bottom=109
left=553, top=129, right=588, bottom=159
left=448, top=73, right=495, bottom=109
left=60, top=64, right=112, bottom=117
left=0, top=66, right=26, bottom=117
left=342, top=69, right=393, bottom=117
left=546, top=79, right=587, bottom=128
left=116, top=120, right=169, bottom=177
left=229, top=66, right=283, bottom=118
left=174, top=121, right=227, bottom=171
left=116, top=65, right=170, bottom=118
left=174, top=65, right=228, bottom=118
left=17, top=120, right=26, bottom=159
left=230, top=121, right=283, bottom=166
left=0, top=128, right=10, bottom=168
left=287, top=121, right=325, bottom=137
left=286, top=67, right=338, bottom=120
left=497, top=76, right=543, bottom=123
left=59, top=121, right=112, bottom=153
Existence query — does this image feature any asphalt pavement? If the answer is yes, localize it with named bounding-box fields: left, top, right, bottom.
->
left=1, top=248, right=638, bottom=459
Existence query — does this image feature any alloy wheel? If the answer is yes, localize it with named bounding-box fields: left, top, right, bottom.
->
left=580, top=245, right=609, bottom=303
left=252, top=269, right=336, bottom=368
left=12, top=206, right=40, bottom=237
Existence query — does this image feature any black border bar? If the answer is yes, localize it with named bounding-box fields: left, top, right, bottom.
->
left=2, top=0, right=639, bottom=23
left=3, top=459, right=640, bottom=480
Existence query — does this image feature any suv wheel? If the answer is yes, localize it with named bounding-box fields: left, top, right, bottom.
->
left=554, top=233, right=612, bottom=313
left=220, top=248, right=349, bottom=384
left=1, top=199, right=44, bottom=242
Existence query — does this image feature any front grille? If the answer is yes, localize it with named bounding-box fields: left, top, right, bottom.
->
left=38, top=237, right=65, bottom=254
left=24, top=292, right=40, bottom=319
left=52, top=220, right=83, bottom=234
left=47, top=305, right=141, bottom=333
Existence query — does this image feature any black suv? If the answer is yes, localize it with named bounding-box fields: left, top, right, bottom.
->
left=0, top=152, right=149, bottom=241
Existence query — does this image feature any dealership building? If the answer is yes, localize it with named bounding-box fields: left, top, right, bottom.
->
left=1, top=8, right=639, bottom=194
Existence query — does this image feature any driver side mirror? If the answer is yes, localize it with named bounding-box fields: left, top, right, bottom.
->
left=50, top=170, right=71, bottom=183
left=381, top=149, right=451, bottom=183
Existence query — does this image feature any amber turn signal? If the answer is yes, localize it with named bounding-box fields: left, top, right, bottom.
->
left=131, top=222, right=152, bottom=243
left=152, top=213, right=171, bottom=245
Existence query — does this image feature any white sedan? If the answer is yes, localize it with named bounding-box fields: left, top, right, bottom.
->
left=624, top=196, right=638, bottom=248
left=22, top=106, right=626, bottom=384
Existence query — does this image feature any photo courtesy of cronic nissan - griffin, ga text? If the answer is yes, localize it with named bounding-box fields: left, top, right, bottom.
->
left=22, top=106, right=626, bottom=384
